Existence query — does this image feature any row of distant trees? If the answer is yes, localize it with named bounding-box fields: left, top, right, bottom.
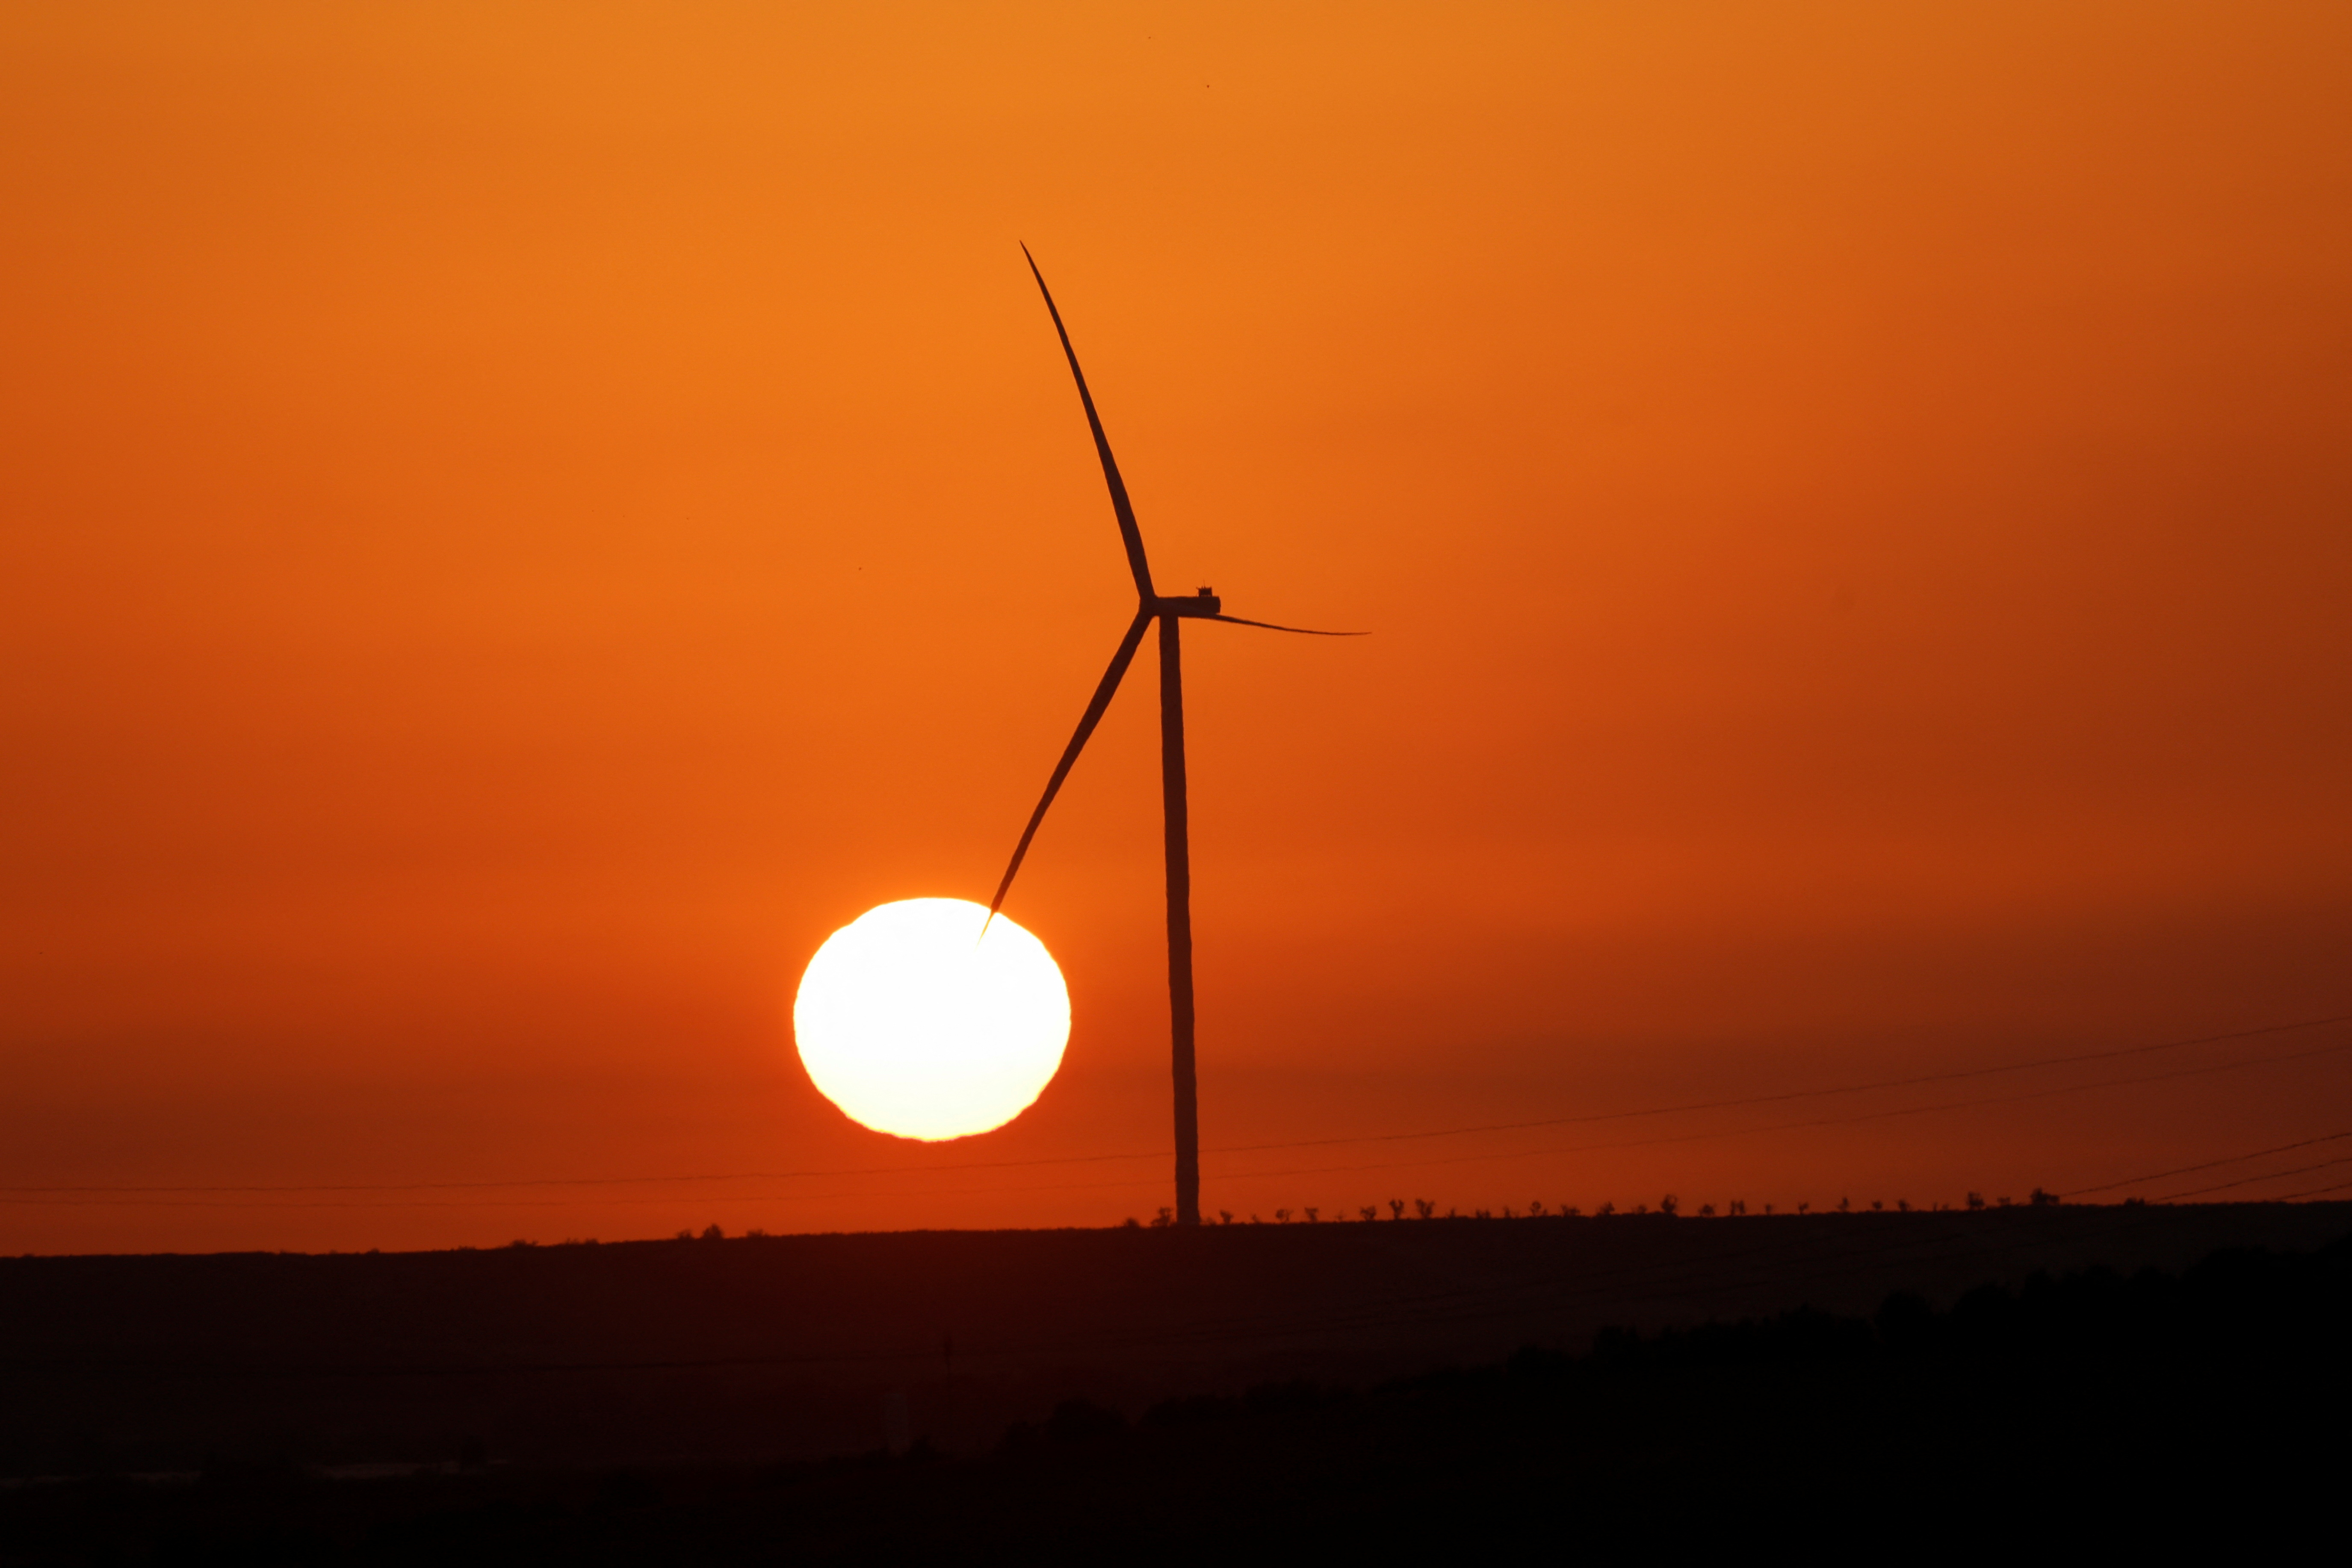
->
left=1133, top=1188, right=2063, bottom=1227
left=494, top=1186, right=2075, bottom=1248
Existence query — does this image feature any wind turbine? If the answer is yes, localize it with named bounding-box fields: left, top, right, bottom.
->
left=987, top=248, right=1357, bottom=1228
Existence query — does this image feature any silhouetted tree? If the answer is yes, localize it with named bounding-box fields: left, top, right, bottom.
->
left=1389, top=1199, right=1406, bottom=1220
left=1896, top=1200, right=1910, bottom=1213
left=1967, top=1191, right=1986, bottom=1210
left=1359, top=1205, right=1378, bottom=1222
left=1597, top=1201, right=1616, bottom=1217
left=1415, top=1199, right=1434, bottom=1219
left=2030, top=1187, right=2059, bottom=1207
left=1276, top=1209, right=1291, bottom=1224
left=1123, top=1217, right=1141, bottom=1228
left=1305, top=1207, right=1320, bottom=1223
left=1796, top=1201, right=1810, bottom=1214
left=1563, top=1204, right=1581, bottom=1215
left=1729, top=1199, right=1747, bottom=1215
left=1218, top=1210, right=1234, bottom=1225
left=1699, top=1203, right=1716, bottom=1217
left=701, top=1224, right=724, bottom=1240
left=1660, top=1195, right=1679, bottom=1217
left=1150, top=1207, right=1174, bottom=1228
left=1837, top=1197, right=1850, bottom=1213
left=1529, top=1200, right=1548, bottom=1217
left=1869, top=1200, right=1883, bottom=1212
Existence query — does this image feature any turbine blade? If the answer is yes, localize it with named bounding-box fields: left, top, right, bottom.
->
left=987, top=608, right=1156, bottom=920
left=1205, top=613, right=1367, bottom=637
left=1022, top=245, right=1156, bottom=599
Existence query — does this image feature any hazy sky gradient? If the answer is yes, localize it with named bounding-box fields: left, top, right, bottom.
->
left=3, top=2, right=2348, bottom=1251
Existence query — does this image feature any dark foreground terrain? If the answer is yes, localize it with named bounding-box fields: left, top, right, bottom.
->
left=3, top=1204, right=2346, bottom=1560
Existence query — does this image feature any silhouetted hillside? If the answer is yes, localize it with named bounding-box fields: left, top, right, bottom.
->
left=3, top=1201, right=2344, bottom=1482
left=3, top=1227, right=2342, bottom=1561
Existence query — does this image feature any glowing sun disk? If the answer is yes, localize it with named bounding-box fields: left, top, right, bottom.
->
left=793, top=898, right=1070, bottom=1141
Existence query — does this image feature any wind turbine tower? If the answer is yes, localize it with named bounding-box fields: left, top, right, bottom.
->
left=987, top=248, right=1356, bottom=1227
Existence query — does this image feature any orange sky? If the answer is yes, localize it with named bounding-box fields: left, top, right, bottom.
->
left=3, top=3, right=2348, bottom=1252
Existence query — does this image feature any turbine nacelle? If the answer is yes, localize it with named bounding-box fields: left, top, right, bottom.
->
left=1152, top=590, right=1223, bottom=617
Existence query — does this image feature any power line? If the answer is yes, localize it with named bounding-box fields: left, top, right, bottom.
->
left=1203, top=1015, right=2352, bottom=1159
left=3, top=1013, right=2340, bottom=1200
left=2062, top=1131, right=2352, bottom=1199
left=2274, top=1176, right=2352, bottom=1202
left=12, top=1034, right=2347, bottom=1212
left=2154, top=1153, right=2352, bottom=1204
left=1178, top=1036, right=2352, bottom=1191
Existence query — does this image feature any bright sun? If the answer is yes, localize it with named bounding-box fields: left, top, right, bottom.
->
left=792, top=898, right=1071, bottom=1142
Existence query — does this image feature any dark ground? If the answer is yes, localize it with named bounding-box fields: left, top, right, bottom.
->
left=3, top=1203, right=2346, bottom=1560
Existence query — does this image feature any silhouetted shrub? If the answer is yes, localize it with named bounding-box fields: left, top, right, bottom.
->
left=1141, top=1394, right=1239, bottom=1429
left=1359, top=1206, right=1378, bottom=1222
left=1044, top=1400, right=1123, bottom=1446
left=1506, top=1343, right=1573, bottom=1381
left=2030, top=1187, right=2059, bottom=1207
left=1305, top=1208, right=1320, bottom=1223
left=1659, top=1195, right=1679, bottom=1217
left=1150, top=1208, right=1173, bottom=1228
left=1003, top=1399, right=1126, bottom=1454
left=1275, top=1209, right=1291, bottom=1224
left=700, top=1224, right=724, bottom=1241
left=1241, top=1379, right=1343, bottom=1416
left=1218, top=1210, right=1234, bottom=1225
left=1967, top=1191, right=1985, bottom=1210
left=1699, top=1204, right=1715, bottom=1217
left=1414, top=1199, right=1434, bottom=1219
